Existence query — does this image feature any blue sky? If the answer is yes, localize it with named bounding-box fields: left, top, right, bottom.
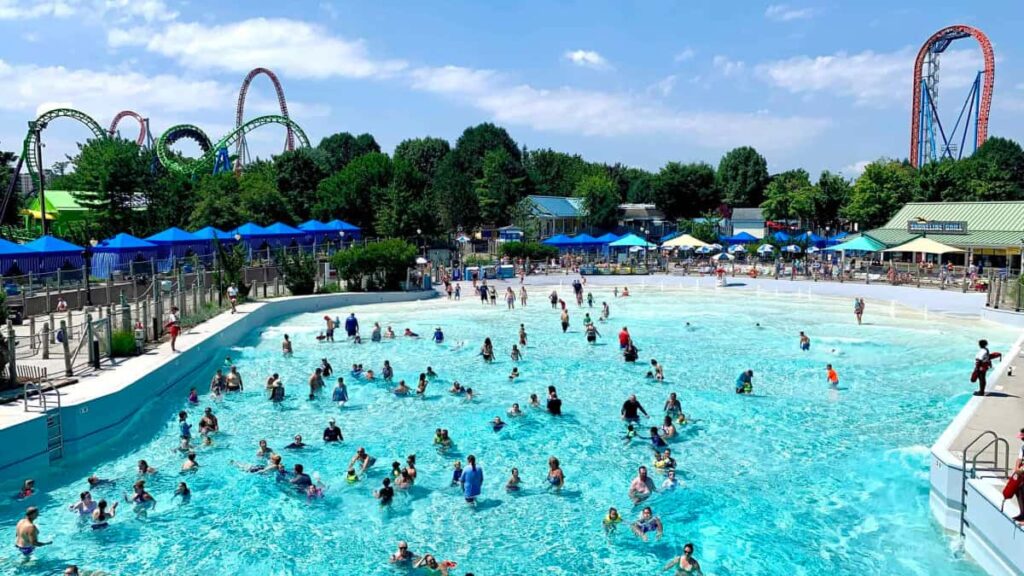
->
left=1, top=0, right=1021, bottom=178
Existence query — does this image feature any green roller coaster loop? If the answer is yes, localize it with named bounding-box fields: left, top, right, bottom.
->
left=156, top=115, right=311, bottom=177
left=22, top=108, right=107, bottom=192
left=155, top=124, right=213, bottom=175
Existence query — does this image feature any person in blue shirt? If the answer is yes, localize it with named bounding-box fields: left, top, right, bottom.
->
left=460, top=454, right=483, bottom=505
left=433, top=327, right=444, bottom=344
left=178, top=411, right=191, bottom=440
left=735, top=369, right=754, bottom=394
left=344, top=313, right=359, bottom=338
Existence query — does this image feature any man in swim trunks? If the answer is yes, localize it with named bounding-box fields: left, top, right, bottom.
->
left=390, top=541, right=416, bottom=564
left=799, top=331, right=811, bottom=351
left=308, top=367, right=325, bottom=399
left=631, top=506, right=663, bottom=541
left=621, top=394, right=648, bottom=423
left=628, top=466, right=656, bottom=504
left=15, top=507, right=50, bottom=556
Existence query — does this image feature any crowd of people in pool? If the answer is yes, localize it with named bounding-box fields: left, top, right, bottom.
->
left=16, top=278, right=1015, bottom=575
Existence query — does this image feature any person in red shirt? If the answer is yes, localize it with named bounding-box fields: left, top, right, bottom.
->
left=826, top=364, right=839, bottom=388
left=618, top=327, right=630, bottom=350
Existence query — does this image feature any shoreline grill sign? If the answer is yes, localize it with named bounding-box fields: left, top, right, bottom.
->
left=906, top=220, right=968, bottom=235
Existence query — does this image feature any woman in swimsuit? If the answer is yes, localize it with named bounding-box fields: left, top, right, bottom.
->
left=519, top=324, right=527, bottom=346
left=662, top=543, right=703, bottom=575
left=126, top=480, right=155, bottom=507
left=90, top=499, right=117, bottom=529
left=137, top=460, right=156, bottom=475
left=382, top=360, right=394, bottom=382
left=661, top=416, right=677, bottom=439
left=480, top=338, right=494, bottom=362
left=631, top=506, right=663, bottom=541
left=547, top=456, right=565, bottom=491
left=70, top=491, right=96, bottom=515
left=664, top=393, right=682, bottom=419
left=511, top=345, right=522, bottom=362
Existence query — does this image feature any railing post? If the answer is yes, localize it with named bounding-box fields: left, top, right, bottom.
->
left=66, top=309, right=73, bottom=340
left=60, top=320, right=72, bottom=377
left=29, top=316, right=36, bottom=351
left=41, top=322, right=50, bottom=360
left=105, top=315, right=114, bottom=367
left=44, top=284, right=51, bottom=314
left=48, top=313, right=55, bottom=343
left=7, top=320, right=17, bottom=390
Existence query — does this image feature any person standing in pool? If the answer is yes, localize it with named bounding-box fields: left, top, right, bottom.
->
left=511, top=345, right=523, bottom=362
left=505, top=287, right=516, bottom=310
left=826, top=364, right=839, bottom=388
left=621, top=394, right=648, bottom=423
left=282, top=334, right=293, bottom=356
left=308, top=367, right=325, bottom=399
left=350, top=448, right=376, bottom=473
left=520, top=286, right=528, bottom=307
left=433, top=327, right=445, bottom=344
left=324, top=316, right=335, bottom=342
left=519, top=324, right=528, bottom=347
left=853, top=298, right=865, bottom=325
left=628, top=466, right=656, bottom=504
left=14, top=507, right=50, bottom=557
left=460, top=454, right=483, bottom=505
left=345, top=313, right=359, bottom=338
left=650, top=359, right=665, bottom=381
left=547, top=456, right=565, bottom=491
left=226, top=366, right=244, bottom=391
left=631, top=506, right=663, bottom=541
left=663, top=543, right=704, bottom=575
left=390, top=541, right=416, bottom=564
left=799, top=331, right=811, bottom=351
left=546, top=387, right=563, bottom=415
left=560, top=308, right=570, bottom=333
left=549, top=290, right=558, bottom=308
left=480, top=338, right=495, bottom=362
left=382, top=360, right=394, bottom=382
left=585, top=322, right=600, bottom=343
left=332, top=378, right=348, bottom=406
left=735, top=369, right=754, bottom=394
left=618, top=327, right=630, bottom=349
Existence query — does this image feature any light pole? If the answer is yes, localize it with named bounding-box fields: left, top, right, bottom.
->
left=84, top=238, right=97, bottom=306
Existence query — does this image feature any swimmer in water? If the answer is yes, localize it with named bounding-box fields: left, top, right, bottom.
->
left=394, top=380, right=410, bottom=395
left=416, top=374, right=428, bottom=396
left=90, top=499, right=117, bottom=529
left=519, top=324, right=528, bottom=346
left=547, top=456, right=565, bottom=490
left=508, top=402, right=523, bottom=416
left=799, top=331, right=811, bottom=351
left=654, top=448, right=676, bottom=470
left=585, top=322, right=600, bottom=343
left=661, top=416, right=677, bottom=439
left=426, top=366, right=439, bottom=379
left=174, top=482, right=191, bottom=502
left=511, top=344, right=522, bottom=362
left=662, top=543, right=703, bottom=575
left=492, top=417, right=506, bottom=432
left=480, top=338, right=494, bottom=362
left=506, top=468, right=522, bottom=492
left=14, top=507, right=50, bottom=556
left=465, top=387, right=475, bottom=402
left=508, top=367, right=520, bottom=380
left=17, top=479, right=35, bottom=500
left=69, top=491, right=96, bottom=515
left=631, top=506, right=663, bottom=541
left=623, top=424, right=638, bottom=445
left=350, top=447, right=376, bottom=473
left=529, top=393, right=540, bottom=407
left=603, top=506, right=622, bottom=534
left=628, top=466, right=655, bottom=504
left=449, top=381, right=465, bottom=395
left=187, top=387, right=198, bottom=404
left=137, top=460, right=156, bottom=475
left=451, top=461, right=463, bottom=485
left=282, top=334, right=293, bottom=356
left=601, top=302, right=609, bottom=321
left=346, top=468, right=360, bottom=483
left=735, top=369, right=754, bottom=395
left=382, top=360, right=393, bottom=382
left=826, top=363, right=840, bottom=388
left=385, top=326, right=396, bottom=339
left=332, top=378, right=348, bottom=406
left=650, top=359, right=664, bottom=381
left=661, top=469, right=682, bottom=491
left=403, top=328, right=419, bottom=338
left=181, top=452, right=199, bottom=472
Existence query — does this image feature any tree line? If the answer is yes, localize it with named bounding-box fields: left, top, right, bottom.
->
left=1, top=124, right=1022, bottom=244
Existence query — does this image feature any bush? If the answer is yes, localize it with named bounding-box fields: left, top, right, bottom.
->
left=331, top=239, right=416, bottom=291
left=111, top=329, right=137, bottom=357
left=277, top=249, right=318, bottom=296
left=318, top=282, right=343, bottom=294
left=500, top=241, right=558, bottom=261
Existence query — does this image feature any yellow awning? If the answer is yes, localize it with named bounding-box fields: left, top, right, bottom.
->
left=662, top=234, right=709, bottom=248
left=883, top=237, right=964, bottom=255
left=20, top=209, right=56, bottom=220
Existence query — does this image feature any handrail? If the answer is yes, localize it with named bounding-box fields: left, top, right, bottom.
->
left=959, top=430, right=1010, bottom=536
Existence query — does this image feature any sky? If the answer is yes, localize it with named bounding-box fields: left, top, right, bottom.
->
left=1, top=0, right=1022, bottom=179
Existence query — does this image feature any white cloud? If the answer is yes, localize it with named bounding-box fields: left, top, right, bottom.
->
left=712, top=55, right=745, bottom=76
left=649, top=75, right=677, bottom=97
left=0, top=0, right=75, bottom=19
left=757, top=47, right=983, bottom=107
left=765, top=4, right=816, bottom=22
left=21, top=31, right=38, bottom=42
left=842, top=160, right=870, bottom=177
left=409, top=65, right=829, bottom=151
left=674, top=48, right=696, bottom=63
left=107, top=27, right=151, bottom=47
left=564, top=50, right=610, bottom=70
left=102, top=0, right=175, bottom=22
left=142, top=18, right=407, bottom=79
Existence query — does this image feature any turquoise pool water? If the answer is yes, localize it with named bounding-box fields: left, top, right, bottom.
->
left=1, top=287, right=1016, bottom=575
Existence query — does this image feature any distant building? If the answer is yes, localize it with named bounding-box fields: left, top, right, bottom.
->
left=617, top=203, right=673, bottom=239
left=518, top=195, right=584, bottom=238
left=730, top=207, right=766, bottom=239
left=497, top=225, right=524, bottom=242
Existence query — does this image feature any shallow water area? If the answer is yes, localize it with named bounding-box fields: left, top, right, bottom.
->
left=0, top=286, right=1015, bottom=575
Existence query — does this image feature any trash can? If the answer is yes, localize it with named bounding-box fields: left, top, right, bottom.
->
left=7, top=304, right=23, bottom=326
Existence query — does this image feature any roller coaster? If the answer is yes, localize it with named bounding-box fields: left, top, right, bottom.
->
left=2, top=67, right=308, bottom=223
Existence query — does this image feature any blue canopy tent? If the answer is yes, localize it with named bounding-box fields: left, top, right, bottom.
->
left=659, top=231, right=681, bottom=243
left=823, top=236, right=885, bottom=253
left=772, top=231, right=791, bottom=243
left=90, top=233, right=158, bottom=279
left=595, top=232, right=621, bottom=245
left=608, top=234, right=656, bottom=251
left=567, top=233, right=601, bottom=251
left=25, top=235, right=84, bottom=273
left=262, top=222, right=306, bottom=248
left=232, top=222, right=271, bottom=258
left=0, top=238, right=40, bottom=277
left=146, top=227, right=207, bottom=272
left=298, top=220, right=336, bottom=245
left=542, top=234, right=574, bottom=249
left=792, top=231, right=827, bottom=248
left=325, top=219, right=362, bottom=240
left=722, top=231, right=758, bottom=245
left=193, top=226, right=236, bottom=243
left=825, top=232, right=849, bottom=246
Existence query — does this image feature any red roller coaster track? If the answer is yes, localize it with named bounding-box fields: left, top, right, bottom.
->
left=108, top=110, right=148, bottom=146
left=910, top=25, right=994, bottom=167
left=235, top=67, right=295, bottom=162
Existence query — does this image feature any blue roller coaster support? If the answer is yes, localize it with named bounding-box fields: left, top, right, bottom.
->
left=213, top=147, right=232, bottom=175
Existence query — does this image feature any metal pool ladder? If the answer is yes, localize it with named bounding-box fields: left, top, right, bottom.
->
left=23, top=378, right=64, bottom=462
left=959, top=430, right=1009, bottom=536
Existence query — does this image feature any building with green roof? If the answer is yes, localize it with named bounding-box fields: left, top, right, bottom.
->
left=21, top=190, right=91, bottom=235
left=861, top=201, right=1024, bottom=267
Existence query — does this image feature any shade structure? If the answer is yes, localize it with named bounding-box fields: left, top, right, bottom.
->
left=298, top=220, right=336, bottom=244
left=24, top=235, right=84, bottom=272
left=882, top=237, right=964, bottom=255
left=662, top=234, right=708, bottom=249
left=262, top=222, right=306, bottom=248
left=192, top=226, right=235, bottom=242
left=696, top=245, right=713, bottom=254
left=91, top=233, right=158, bottom=279
left=542, top=234, right=574, bottom=247
left=772, top=231, right=791, bottom=242
left=722, top=231, right=758, bottom=244
left=782, top=244, right=802, bottom=253
left=234, top=222, right=269, bottom=238
left=824, top=236, right=885, bottom=253
left=608, top=233, right=656, bottom=248
left=594, top=232, right=621, bottom=245
left=0, top=238, right=40, bottom=276
left=146, top=227, right=207, bottom=256
left=727, top=244, right=747, bottom=253
left=567, top=233, right=600, bottom=248
left=712, top=252, right=735, bottom=261
left=807, top=246, right=820, bottom=254
left=325, top=219, right=362, bottom=240
left=660, top=231, right=681, bottom=243
left=756, top=244, right=776, bottom=254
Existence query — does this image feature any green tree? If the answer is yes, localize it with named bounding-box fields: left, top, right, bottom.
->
left=717, top=146, right=769, bottom=207
left=189, top=173, right=246, bottom=230
left=317, top=132, right=381, bottom=174
left=654, top=162, right=719, bottom=220
left=841, top=159, right=918, bottom=229
left=576, top=172, right=619, bottom=229
left=0, top=144, right=19, bottom=224
left=314, top=152, right=392, bottom=234
left=375, top=159, right=435, bottom=238
left=239, top=161, right=293, bottom=224
left=144, top=172, right=195, bottom=234
left=474, top=148, right=525, bottom=225
left=454, top=123, right=522, bottom=178
left=331, top=238, right=416, bottom=291
left=760, top=169, right=816, bottom=225
left=815, top=171, right=851, bottom=229
left=274, top=148, right=328, bottom=220
left=70, top=138, right=152, bottom=236
left=916, top=158, right=964, bottom=202
left=624, top=167, right=657, bottom=203
left=972, top=136, right=1024, bottom=198
left=523, top=148, right=591, bottom=197
left=277, top=248, right=318, bottom=295
left=393, top=137, right=450, bottom=182
left=431, top=152, right=479, bottom=232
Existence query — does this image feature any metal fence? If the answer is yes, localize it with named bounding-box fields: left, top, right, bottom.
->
left=987, top=275, right=1024, bottom=311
